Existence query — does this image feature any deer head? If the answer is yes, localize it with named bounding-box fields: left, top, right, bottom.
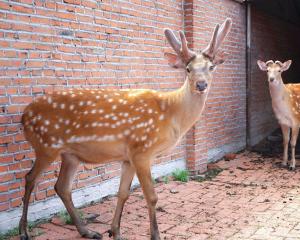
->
left=164, top=18, right=232, bottom=94
left=257, top=60, right=292, bottom=84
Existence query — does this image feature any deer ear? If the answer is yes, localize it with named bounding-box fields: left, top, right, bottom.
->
left=164, top=52, right=185, bottom=68
left=212, top=50, right=228, bottom=65
left=281, top=60, right=292, bottom=71
left=257, top=60, right=268, bottom=71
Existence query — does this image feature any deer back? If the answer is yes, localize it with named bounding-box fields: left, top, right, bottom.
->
left=22, top=89, right=173, bottom=157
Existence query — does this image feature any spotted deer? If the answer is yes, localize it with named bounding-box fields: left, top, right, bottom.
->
left=19, top=18, right=232, bottom=240
left=257, top=59, right=300, bottom=170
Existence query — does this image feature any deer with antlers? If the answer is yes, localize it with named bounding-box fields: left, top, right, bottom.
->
left=19, top=18, right=232, bottom=240
left=257, top=59, right=300, bottom=170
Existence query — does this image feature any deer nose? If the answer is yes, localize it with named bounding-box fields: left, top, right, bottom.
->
left=196, top=81, right=208, bottom=92
left=270, top=77, right=275, bottom=82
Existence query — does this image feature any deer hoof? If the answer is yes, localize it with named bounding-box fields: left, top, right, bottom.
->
left=108, top=229, right=113, bottom=238
left=289, top=166, right=295, bottom=171
left=82, top=230, right=102, bottom=239
left=107, top=229, right=124, bottom=240
left=20, top=234, right=31, bottom=240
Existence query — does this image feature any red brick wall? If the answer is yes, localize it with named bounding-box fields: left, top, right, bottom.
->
left=0, top=0, right=247, bottom=214
left=249, top=6, right=300, bottom=146
left=0, top=0, right=185, bottom=212
left=185, top=0, right=246, bottom=172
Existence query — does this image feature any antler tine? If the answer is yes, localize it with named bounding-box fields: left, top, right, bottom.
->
left=164, top=29, right=182, bottom=56
left=203, top=24, right=220, bottom=59
left=266, top=60, right=274, bottom=66
left=214, top=18, right=232, bottom=52
left=179, top=31, right=196, bottom=63
left=275, top=60, right=283, bottom=66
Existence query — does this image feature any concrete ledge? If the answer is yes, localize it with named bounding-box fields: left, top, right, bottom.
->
left=0, top=159, right=186, bottom=233
left=208, top=141, right=246, bottom=162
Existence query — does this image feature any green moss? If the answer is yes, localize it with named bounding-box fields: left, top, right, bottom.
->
left=172, top=169, right=189, bottom=182
left=162, top=176, right=170, bottom=184
left=58, top=210, right=84, bottom=225
left=0, top=227, right=19, bottom=240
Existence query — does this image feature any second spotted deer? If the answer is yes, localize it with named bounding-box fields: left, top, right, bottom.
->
left=20, top=18, right=232, bottom=240
left=257, top=59, right=300, bottom=170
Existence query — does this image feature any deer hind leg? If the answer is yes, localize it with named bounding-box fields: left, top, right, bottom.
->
left=109, top=161, right=135, bottom=240
left=133, top=157, right=160, bottom=240
left=289, top=127, right=299, bottom=170
left=19, top=152, right=55, bottom=240
left=281, top=124, right=290, bottom=167
left=55, top=153, right=102, bottom=239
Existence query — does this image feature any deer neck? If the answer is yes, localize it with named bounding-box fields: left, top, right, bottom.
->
left=268, top=76, right=295, bottom=126
left=269, top=76, right=287, bottom=102
left=167, top=77, right=208, bottom=136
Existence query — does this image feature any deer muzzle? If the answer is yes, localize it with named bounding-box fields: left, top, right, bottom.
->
left=196, top=81, right=208, bottom=92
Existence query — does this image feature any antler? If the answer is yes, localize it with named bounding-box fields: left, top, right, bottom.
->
left=203, top=18, right=232, bottom=60
left=164, top=29, right=196, bottom=64
left=266, top=60, right=275, bottom=66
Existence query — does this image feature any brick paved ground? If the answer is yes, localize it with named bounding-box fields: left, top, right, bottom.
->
left=13, top=151, right=300, bottom=239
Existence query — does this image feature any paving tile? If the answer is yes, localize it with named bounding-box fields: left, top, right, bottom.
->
left=16, top=151, right=300, bottom=239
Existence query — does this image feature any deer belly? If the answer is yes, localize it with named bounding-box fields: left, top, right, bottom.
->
left=66, top=141, right=127, bottom=164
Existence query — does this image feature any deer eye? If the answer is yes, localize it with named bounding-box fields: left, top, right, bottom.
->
left=209, top=65, right=215, bottom=71
left=186, top=67, right=191, bottom=73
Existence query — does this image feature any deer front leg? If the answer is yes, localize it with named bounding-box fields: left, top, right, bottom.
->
left=281, top=124, right=290, bottom=167
left=133, top=157, right=160, bottom=240
left=55, top=153, right=102, bottom=239
left=109, top=161, right=135, bottom=240
left=289, top=127, right=299, bottom=170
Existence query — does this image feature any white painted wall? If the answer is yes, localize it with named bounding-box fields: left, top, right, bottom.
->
left=0, top=159, right=186, bottom=233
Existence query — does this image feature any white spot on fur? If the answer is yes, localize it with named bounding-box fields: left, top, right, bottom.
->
left=148, top=118, right=153, bottom=125
left=60, top=104, right=65, bottom=109
left=124, top=129, right=130, bottom=136
left=117, top=133, right=123, bottom=139
left=47, top=97, right=52, bottom=104
left=141, top=135, right=147, bottom=141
